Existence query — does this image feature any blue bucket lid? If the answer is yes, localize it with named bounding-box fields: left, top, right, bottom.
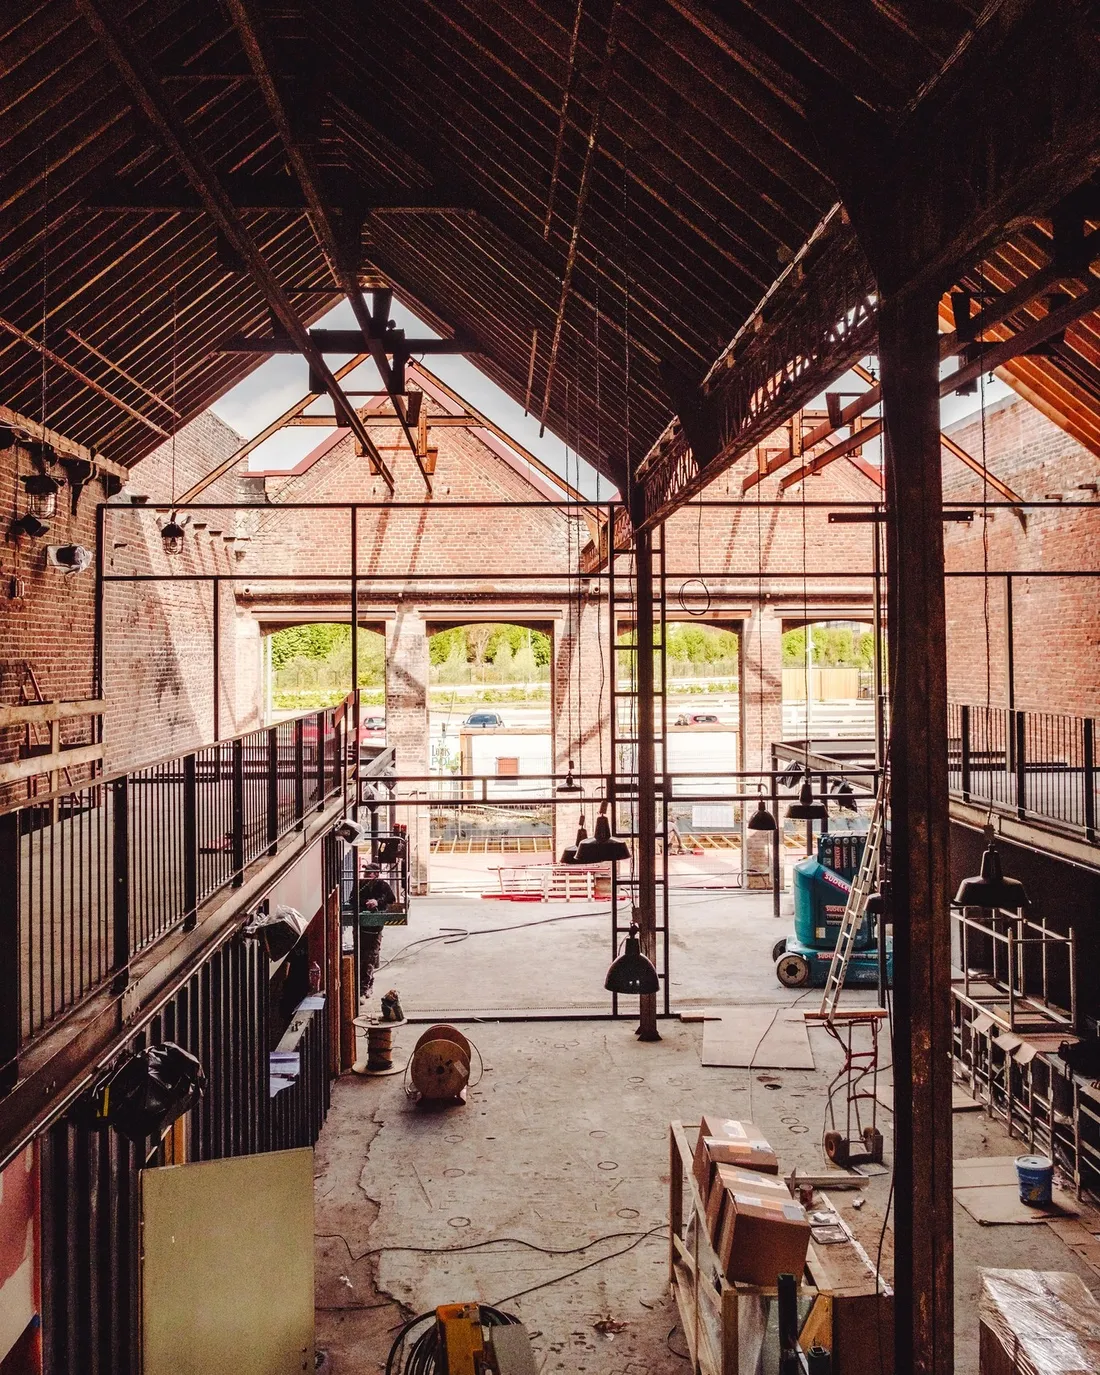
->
left=1015, top=1154, right=1053, bottom=1171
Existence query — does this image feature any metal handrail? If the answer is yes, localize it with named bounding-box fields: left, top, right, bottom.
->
left=948, top=700, right=1097, bottom=841
left=1, top=699, right=351, bottom=1089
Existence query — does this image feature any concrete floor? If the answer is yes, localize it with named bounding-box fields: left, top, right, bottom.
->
left=314, top=892, right=1099, bottom=1373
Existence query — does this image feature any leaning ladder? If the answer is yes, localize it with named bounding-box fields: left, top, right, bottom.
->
left=818, top=773, right=887, bottom=1020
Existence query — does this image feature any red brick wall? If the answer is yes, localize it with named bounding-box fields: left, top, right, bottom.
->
left=942, top=397, right=1100, bottom=717
left=0, top=435, right=103, bottom=799
left=243, top=399, right=575, bottom=580
left=665, top=446, right=881, bottom=583
left=101, top=411, right=258, bottom=771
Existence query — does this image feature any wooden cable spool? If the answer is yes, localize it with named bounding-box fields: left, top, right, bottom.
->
left=351, top=1015, right=407, bottom=1077
left=408, top=1024, right=472, bottom=1102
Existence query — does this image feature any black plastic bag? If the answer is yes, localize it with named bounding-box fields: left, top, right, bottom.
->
left=249, top=903, right=311, bottom=961
left=97, top=1042, right=206, bottom=1144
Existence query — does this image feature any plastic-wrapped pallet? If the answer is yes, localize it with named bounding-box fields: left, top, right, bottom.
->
left=979, top=1269, right=1100, bottom=1375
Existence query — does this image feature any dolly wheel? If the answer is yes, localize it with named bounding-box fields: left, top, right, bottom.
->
left=863, top=1126, right=885, bottom=1164
left=776, top=951, right=810, bottom=988
left=824, top=1131, right=850, bottom=1167
left=772, top=937, right=788, bottom=963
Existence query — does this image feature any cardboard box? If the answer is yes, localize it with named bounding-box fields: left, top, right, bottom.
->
left=705, top=1162, right=791, bottom=1246
left=978, top=1268, right=1100, bottom=1375
left=691, top=1117, right=779, bottom=1208
left=713, top=1167, right=810, bottom=1287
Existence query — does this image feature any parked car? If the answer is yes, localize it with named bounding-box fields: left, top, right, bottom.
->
left=464, top=710, right=504, bottom=728
left=674, top=711, right=720, bottom=726
left=361, top=715, right=386, bottom=736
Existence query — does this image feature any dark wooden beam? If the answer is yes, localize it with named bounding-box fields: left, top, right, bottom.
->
left=941, top=277, right=1100, bottom=392
left=83, top=177, right=471, bottom=215
left=217, top=330, right=469, bottom=355
left=880, top=290, right=954, bottom=1375
left=74, top=0, right=396, bottom=491
left=222, top=0, right=429, bottom=491
left=819, top=0, right=1100, bottom=296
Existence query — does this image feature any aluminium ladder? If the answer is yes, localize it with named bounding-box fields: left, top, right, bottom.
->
left=818, top=770, right=887, bottom=1020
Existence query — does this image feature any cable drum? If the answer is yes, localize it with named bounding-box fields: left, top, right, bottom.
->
left=406, top=1024, right=483, bottom=1102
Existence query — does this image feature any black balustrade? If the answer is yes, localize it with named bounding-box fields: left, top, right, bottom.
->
left=0, top=702, right=349, bottom=1089
left=950, top=700, right=1097, bottom=839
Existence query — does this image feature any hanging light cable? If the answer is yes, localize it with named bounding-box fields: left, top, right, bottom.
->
left=954, top=271, right=1028, bottom=909
left=749, top=440, right=776, bottom=832
left=787, top=448, right=827, bottom=824
left=160, top=289, right=187, bottom=557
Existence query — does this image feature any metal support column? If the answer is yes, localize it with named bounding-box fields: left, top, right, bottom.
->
left=634, top=522, right=660, bottom=1041
left=351, top=506, right=360, bottom=822
left=880, top=288, right=954, bottom=1375
left=212, top=575, right=221, bottom=741
left=0, top=813, right=21, bottom=1093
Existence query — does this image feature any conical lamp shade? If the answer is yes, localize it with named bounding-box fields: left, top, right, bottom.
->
left=604, top=926, right=660, bottom=995
left=558, top=759, right=580, bottom=792
left=747, top=796, right=777, bottom=832
left=569, top=805, right=631, bottom=864
left=953, top=841, right=1029, bottom=909
left=574, top=834, right=631, bottom=863
left=787, top=781, right=828, bottom=822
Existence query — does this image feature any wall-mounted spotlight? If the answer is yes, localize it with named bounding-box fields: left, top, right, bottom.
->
left=10, top=513, right=50, bottom=541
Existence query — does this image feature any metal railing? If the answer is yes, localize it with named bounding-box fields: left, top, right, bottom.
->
left=1, top=704, right=348, bottom=1087
left=949, top=701, right=1097, bottom=841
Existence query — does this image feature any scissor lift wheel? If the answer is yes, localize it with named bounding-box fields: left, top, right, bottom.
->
left=776, top=950, right=811, bottom=988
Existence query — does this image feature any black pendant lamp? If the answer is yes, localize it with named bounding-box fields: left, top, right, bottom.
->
left=559, top=815, right=587, bottom=864
left=787, top=777, right=828, bottom=823
left=747, top=792, right=777, bottom=832
left=604, top=921, right=660, bottom=995
left=953, top=830, right=1029, bottom=910
left=570, top=801, right=631, bottom=864
left=558, top=758, right=580, bottom=792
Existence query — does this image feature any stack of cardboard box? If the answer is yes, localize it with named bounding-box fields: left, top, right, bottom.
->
left=691, top=1114, right=811, bottom=1287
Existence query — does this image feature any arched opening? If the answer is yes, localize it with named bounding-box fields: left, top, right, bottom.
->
left=426, top=621, right=556, bottom=886
left=781, top=618, right=877, bottom=742
left=264, top=622, right=386, bottom=719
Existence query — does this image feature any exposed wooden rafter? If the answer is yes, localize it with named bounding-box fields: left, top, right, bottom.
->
left=74, top=0, right=396, bottom=492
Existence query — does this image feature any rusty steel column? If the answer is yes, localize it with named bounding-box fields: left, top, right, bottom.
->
left=880, top=288, right=954, bottom=1375
left=634, top=523, right=660, bottom=1041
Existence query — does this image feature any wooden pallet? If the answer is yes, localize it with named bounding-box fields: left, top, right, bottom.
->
left=669, top=1120, right=894, bottom=1374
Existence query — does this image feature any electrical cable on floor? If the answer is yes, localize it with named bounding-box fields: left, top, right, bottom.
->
left=316, top=1225, right=665, bottom=1268
left=490, top=1225, right=666, bottom=1307
left=666, top=1322, right=691, bottom=1362
left=376, top=907, right=616, bottom=970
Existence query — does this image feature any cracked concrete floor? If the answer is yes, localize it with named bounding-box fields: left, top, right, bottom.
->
left=314, top=893, right=1100, bottom=1373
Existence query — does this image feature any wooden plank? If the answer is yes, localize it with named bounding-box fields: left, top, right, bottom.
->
left=0, top=743, right=104, bottom=785
left=0, top=315, right=170, bottom=438
left=0, top=699, right=104, bottom=727
left=0, top=405, right=129, bottom=480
